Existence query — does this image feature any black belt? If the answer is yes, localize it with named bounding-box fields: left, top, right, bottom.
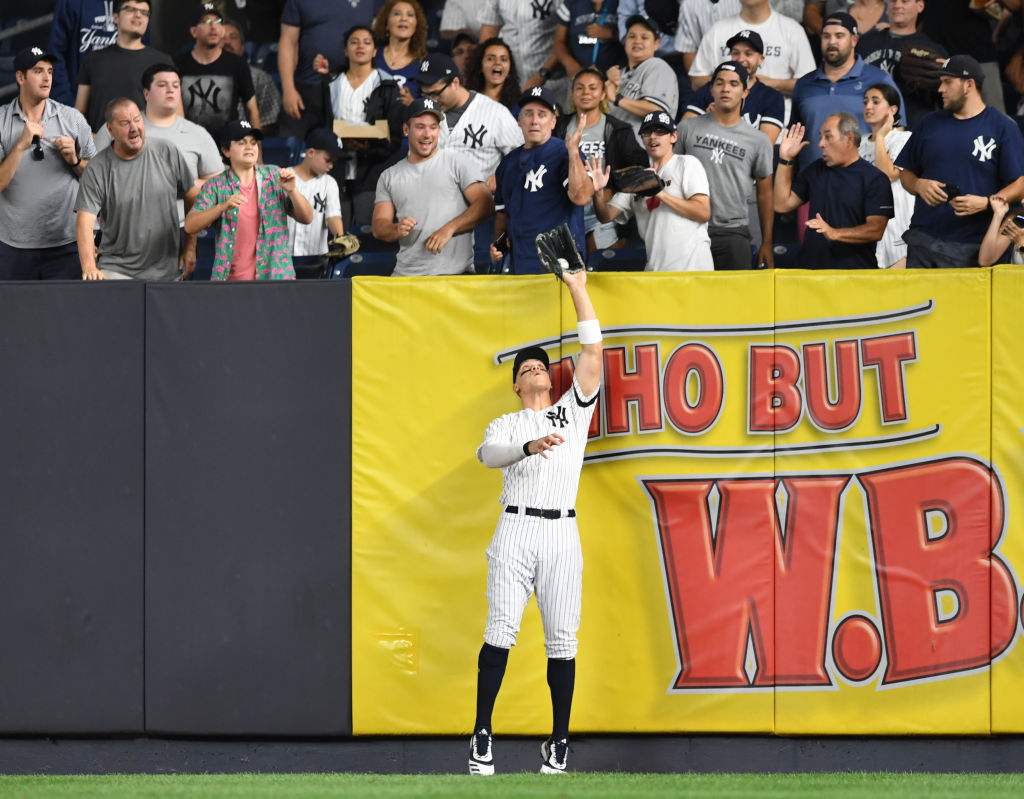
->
left=505, top=505, right=576, bottom=519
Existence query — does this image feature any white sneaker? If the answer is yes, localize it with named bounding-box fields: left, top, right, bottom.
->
left=468, top=728, right=494, bottom=775
left=539, top=736, right=569, bottom=774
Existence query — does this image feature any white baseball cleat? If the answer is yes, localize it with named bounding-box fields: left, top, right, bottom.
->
left=539, top=736, right=569, bottom=774
left=468, top=728, right=494, bottom=775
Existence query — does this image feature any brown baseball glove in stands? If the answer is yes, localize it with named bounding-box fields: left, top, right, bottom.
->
left=327, top=233, right=360, bottom=259
left=613, top=164, right=665, bottom=197
left=536, top=224, right=586, bottom=278
left=898, top=44, right=945, bottom=95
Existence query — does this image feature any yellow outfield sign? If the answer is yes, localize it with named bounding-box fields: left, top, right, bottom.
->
left=351, top=271, right=1023, bottom=735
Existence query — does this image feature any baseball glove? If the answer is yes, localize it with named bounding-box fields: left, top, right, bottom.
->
left=898, top=44, right=945, bottom=95
left=612, top=164, right=665, bottom=197
left=535, top=224, right=586, bottom=278
left=327, top=233, right=360, bottom=259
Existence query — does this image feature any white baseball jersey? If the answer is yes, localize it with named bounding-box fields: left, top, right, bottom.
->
left=289, top=172, right=342, bottom=257
left=440, top=0, right=475, bottom=31
left=479, top=0, right=565, bottom=80
left=478, top=372, right=599, bottom=659
left=439, top=93, right=524, bottom=177
left=329, top=69, right=383, bottom=124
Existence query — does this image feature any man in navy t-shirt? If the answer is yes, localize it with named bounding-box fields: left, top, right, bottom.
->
left=895, top=55, right=1024, bottom=268
left=492, top=86, right=593, bottom=274
left=774, top=112, right=893, bottom=268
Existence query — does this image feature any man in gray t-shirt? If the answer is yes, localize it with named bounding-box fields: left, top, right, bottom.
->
left=372, top=97, right=493, bottom=276
left=75, top=98, right=197, bottom=280
left=676, top=61, right=775, bottom=269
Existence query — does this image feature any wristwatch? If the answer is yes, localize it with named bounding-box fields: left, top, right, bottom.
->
left=778, top=157, right=794, bottom=166
left=538, top=66, right=551, bottom=80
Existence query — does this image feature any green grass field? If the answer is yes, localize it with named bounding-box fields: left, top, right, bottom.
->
left=0, top=773, right=1021, bottom=798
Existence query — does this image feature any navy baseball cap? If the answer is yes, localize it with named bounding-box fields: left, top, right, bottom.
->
left=195, top=2, right=220, bottom=23
left=512, top=346, right=550, bottom=383
left=416, top=52, right=459, bottom=84
left=822, top=12, right=859, bottom=35
left=306, top=127, right=344, bottom=159
left=220, top=119, right=264, bottom=145
left=624, top=14, right=661, bottom=37
left=939, top=54, right=985, bottom=86
left=14, top=46, right=57, bottom=73
left=517, top=85, right=559, bottom=113
left=405, top=96, right=445, bottom=122
left=726, top=29, right=764, bottom=55
left=639, top=110, right=676, bottom=134
left=712, top=60, right=750, bottom=87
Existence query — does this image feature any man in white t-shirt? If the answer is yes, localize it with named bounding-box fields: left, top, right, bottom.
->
left=689, top=0, right=815, bottom=96
left=289, top=128, right=345, bottom=278
left=591, top=110, right=714, bottom=270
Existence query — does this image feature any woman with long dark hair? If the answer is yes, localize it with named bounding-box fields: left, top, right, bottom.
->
left=465, top=38, right=521, bottom=112
left=859, top=82, right=913, bottom=268
left=372, top=0, right=428, bottom=104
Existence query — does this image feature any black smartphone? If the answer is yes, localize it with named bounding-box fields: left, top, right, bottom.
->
left=493, top=232, right=510, bottom=254
left=944, top=183, right=961, bottom=201
left=1013, top=214, right=1024, bottom=228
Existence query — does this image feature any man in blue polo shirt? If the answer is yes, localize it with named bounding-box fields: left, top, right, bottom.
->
left=895, top=55, right=1024, bottom=268
left=774, top=112, right=893, bottom=268
left=790, top=12, right=902, bottom=170
left=492, top=86, right=593, bottom=274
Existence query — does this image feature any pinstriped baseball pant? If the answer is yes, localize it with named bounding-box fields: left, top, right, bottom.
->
left=483, top=511, right=583, bottom=659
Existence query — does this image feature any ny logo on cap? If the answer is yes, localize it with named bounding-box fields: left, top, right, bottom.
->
left=420, top=61, right=430, bottom=72
left=739, top=30, right=752, bottom=39
left=239, top=120, right=252, bottom=129
left=423, top=98, right=435, bottom=108
left=722, top=64, right=737, bottom=71
left=31, top=47, right=43, bottom=56
left=531, top=87, right=543, bottom=96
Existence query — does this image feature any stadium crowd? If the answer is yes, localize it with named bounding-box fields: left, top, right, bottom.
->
left=4, top=0, right=1024, bottom=278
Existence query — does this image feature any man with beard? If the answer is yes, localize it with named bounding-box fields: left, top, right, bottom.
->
left=175, top=5, right=260, bottom=136
left=895, top=55, right=1024, bottom=268
left=373, top=97, right=493, bottom=275
left=790, top=12, right=901, bottom=170
left=856, top=0, right=946, bottom=129
left=774, top=113, right=893, bottom=268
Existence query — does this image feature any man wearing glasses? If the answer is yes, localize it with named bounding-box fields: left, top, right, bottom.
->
left=74, top=0, right=172, bottom=132
left=175, top=4, right=260, bottom=137
left=0, top=47, right=95, bottom=280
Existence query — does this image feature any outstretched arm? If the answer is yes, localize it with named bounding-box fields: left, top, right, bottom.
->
left=562, top=269, right=602, bottom=396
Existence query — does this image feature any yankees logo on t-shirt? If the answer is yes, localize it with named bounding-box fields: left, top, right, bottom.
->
left=524, top=164, right=547, bottom=191
left=464, top=123, right=488, bottom=149
left=973, top=136, right=996, bottom=163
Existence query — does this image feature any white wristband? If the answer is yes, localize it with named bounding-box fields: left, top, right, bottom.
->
left=578, top=318, right=602, bottom=345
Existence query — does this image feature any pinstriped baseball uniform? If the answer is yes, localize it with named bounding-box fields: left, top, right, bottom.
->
left=477, top=373, right=599, bottom=658
left=438, top=92, right=524, bottom=176
left=288, top=172, right=342, bottom=256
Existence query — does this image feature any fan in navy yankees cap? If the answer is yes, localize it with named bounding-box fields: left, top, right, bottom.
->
left=517, top=85, right=559, bottom=113
left=405, top=96, right=446, bottom=122
left=14, top=46, right=57, bottom=73
left=638, top=109, right=676, bottom=134
left=938, top=54, right=985, bottom=86
left=195, top=2, right=220, bottom=23
left=415, top=52, right=459, bottom=84
left=822, top=11, right=858, bottom=35
left=725, top=30, right=764, bottom=55
left=511, top=346, right=550, bottom=383
left=219, top=119, right=263, bottom=145
left=712, top=60, right=750, bottom=87
left=305, top=127, right=344, bottom=159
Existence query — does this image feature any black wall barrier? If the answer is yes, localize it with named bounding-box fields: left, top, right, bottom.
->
left=0, top=283, right=352, bottom=736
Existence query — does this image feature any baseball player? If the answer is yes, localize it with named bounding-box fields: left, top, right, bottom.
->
left=470, top=267, right=603, bottom=776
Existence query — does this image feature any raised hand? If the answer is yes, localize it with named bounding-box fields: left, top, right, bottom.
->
left=779, top=123, right=808, bottom=162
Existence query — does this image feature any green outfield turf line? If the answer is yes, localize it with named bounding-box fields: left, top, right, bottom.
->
left=0, top=773, right=1022, bottom=798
